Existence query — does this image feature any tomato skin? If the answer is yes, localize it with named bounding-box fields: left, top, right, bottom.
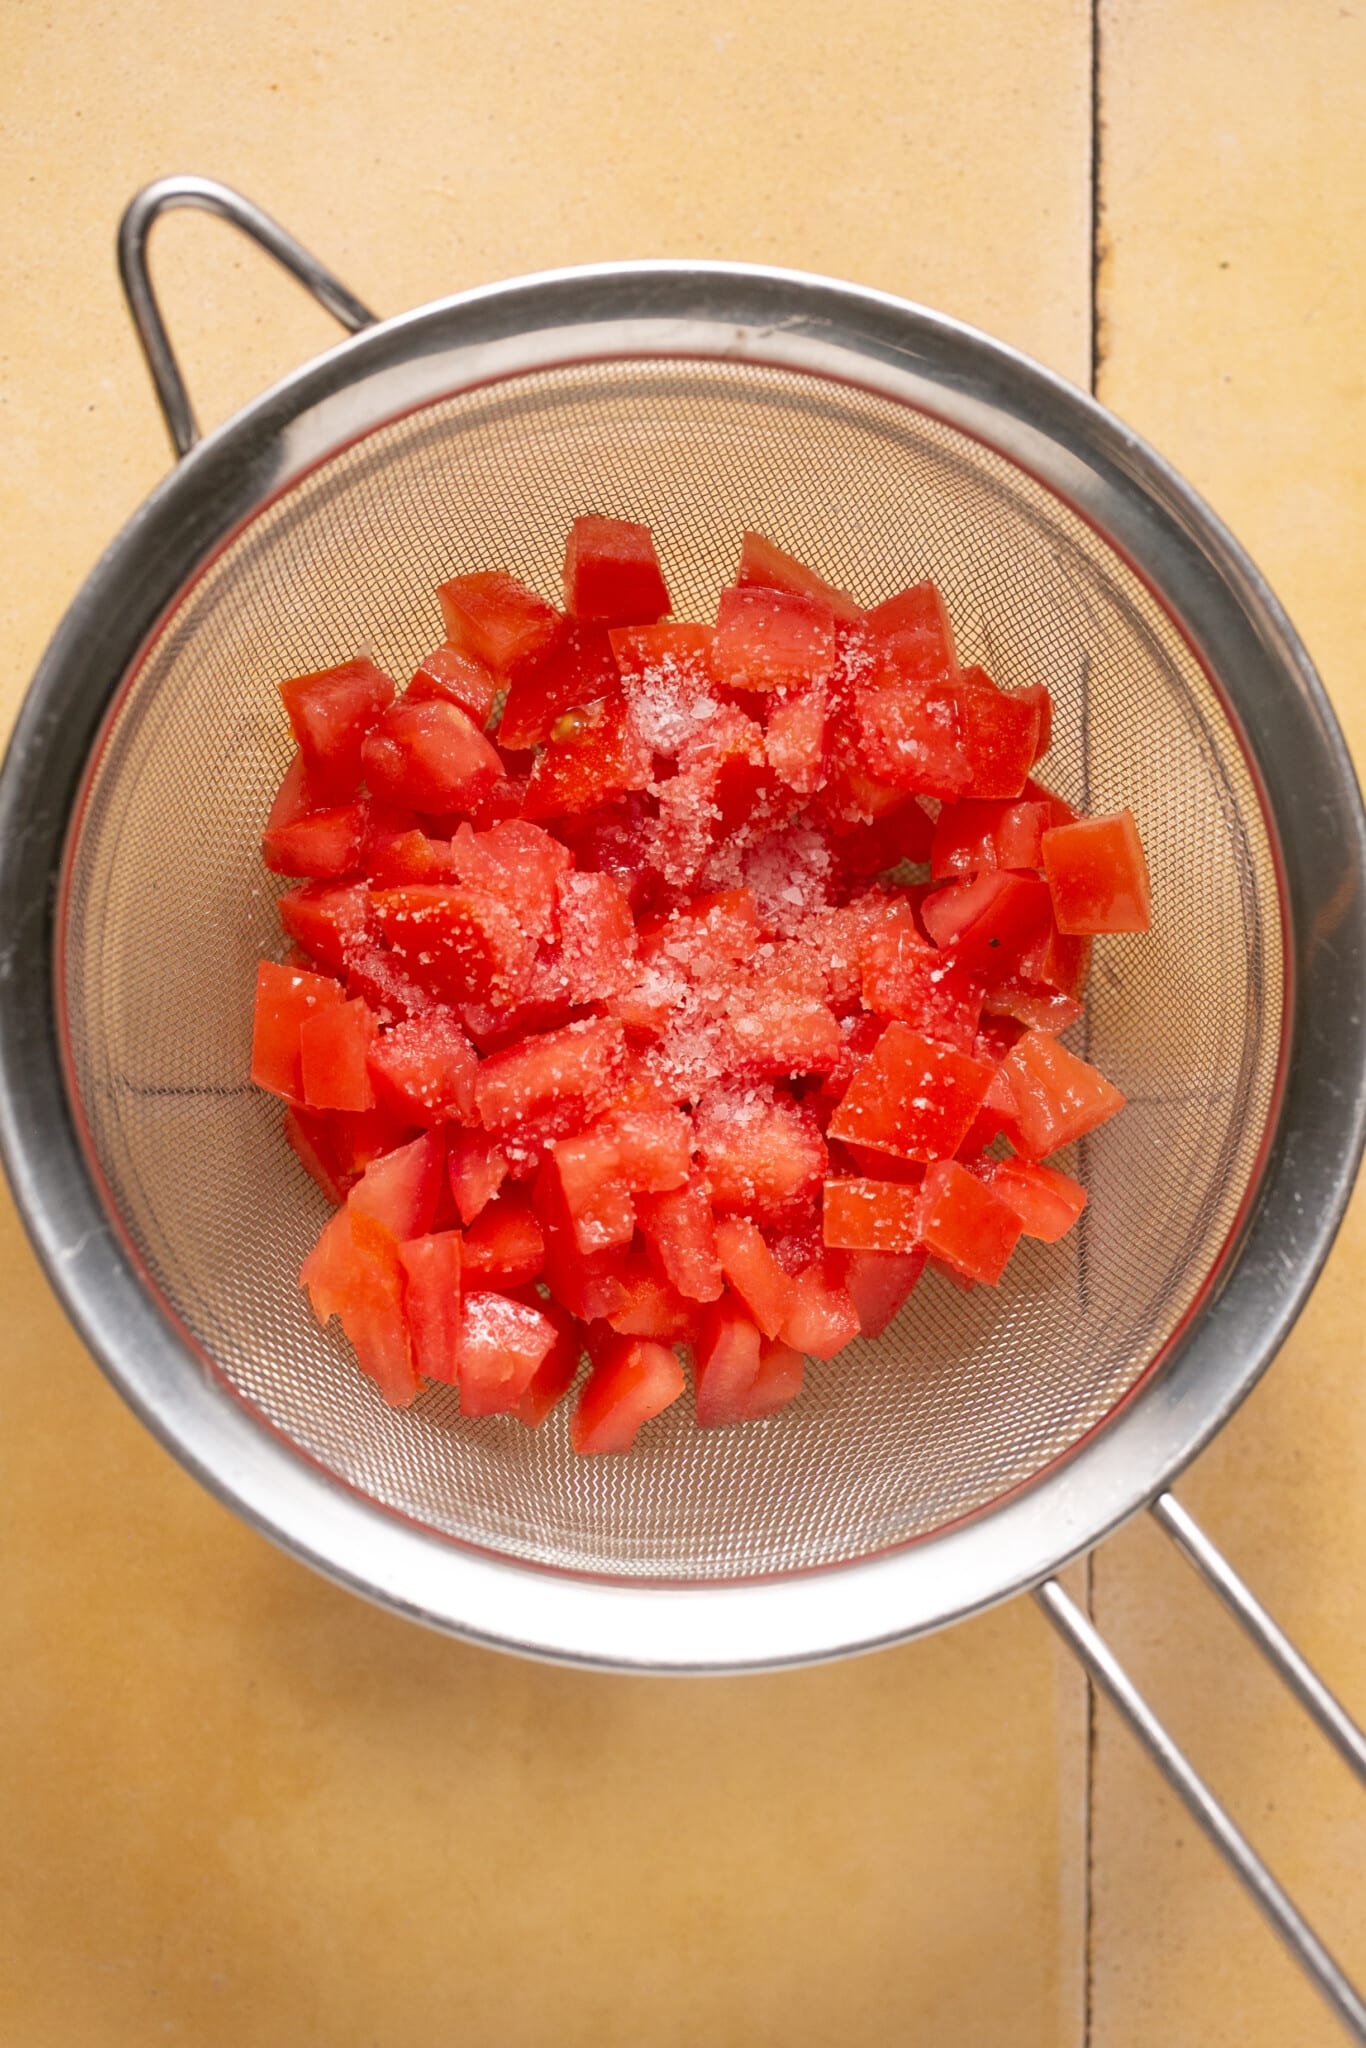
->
left=251, top=960, right=344, bottom=1103
left=563, top=516, right=671, bottom=627
left=920, top=870, right=1054, bottom=987
left=1041, top=809, right=1152, bottom=934
left=736, top=531, right=862, bottom=625
left=570, top=1334, right=685, bottom=1453
left=917, top=1159, right=1023, bottom=1285
left=437, top=571, right=562, bottom=676
left=930, top=797, right=1051, bottom=880
left=279, top=657, right=396, bottom=800
left=284, top=1106, right=352, bottom=1204
left=347, top=1130, right=446, bottom=1241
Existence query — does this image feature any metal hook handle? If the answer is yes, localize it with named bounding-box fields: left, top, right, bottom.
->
left=117, top=175, right=378, bottom=460
left=1038, top=1493, right=1366, bottom=2041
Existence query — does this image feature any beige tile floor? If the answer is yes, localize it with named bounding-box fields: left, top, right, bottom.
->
left=0, top=2, right=1360, bottom=2041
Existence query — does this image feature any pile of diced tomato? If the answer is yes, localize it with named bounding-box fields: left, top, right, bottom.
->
left=250, top=516, right=1151, bottom=1452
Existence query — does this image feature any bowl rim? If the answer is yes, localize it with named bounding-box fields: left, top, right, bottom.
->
left=2, top=258, right=1363, bottom=1671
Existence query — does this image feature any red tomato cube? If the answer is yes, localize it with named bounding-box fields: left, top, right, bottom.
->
left=712, top=586, right=837, bottom=690
left=515, top=1300, right=583, bottom=1427
left=302, top=1207, right=420, bottom=1407
left=957, top=669, right=1044, bottom=799
left=1041, top=809, right=1152, bottom=934
left=461, top=1190, right=547, bottom=1288
left=447, top=1129, right=509, bottom=1224
left=522, top=690, right=653, bottom=819
left=917, top=1159, right=1023, bottom=1285
left=251, top=960, right=344, bottom=1103
left=822, top=1177, right=921, bottom=1254
left=976, top=1157, right=1087, bottom=1241
left=930, top=797, right=1051, bottom=880
left=407, top=643, right=499, bottom=728
left=637, top=1174, right=725, bottom=1304
left=361, top=700, right=502, bottom=814
left=854, top=680, right=972, bottom=798
left=299, top=995, right=376, bottom=1112
left=780, top=1254, right=862, bottom=1358
left=736, top=530, right=862, bottom=624
left=998, top=1029, right=1126, bottom=1158
left=370, top=883, right=532, bottom=1009
left=858, top=907, right=984, bottom=1051
left=827, top=795, right=935, bottom=877
left=865, top=581, right=957, bottom=683
left=347, top=1130, right=446, bottom=1240
left=827, top=1022, right=994, bottom=1162
left=920, top=870, right=1054, bottom=985
left=765, top=680, right=829, bottom=793
left=552, top=1125, right=637, bottom=1253
left=748, top=1338, right=806, bottom=1418
left=277, top=880, right=371, bottom=976
left=532, top=1156, right=628, bottom=1321
left=563, top=515, right=671, bottom=627
left=475, top=1017, right=627, bottom=1138
left=570, top=1334, right=684, bottom=1453
left=842, top=1246, right=926, bottom=1339
left=498, top=621, right=619, bottom=750
left=695, top=1088, right=827, bottom=1222
left=605, top=1253, right=698, bottom=1340
left=262, top=753, right=369, bottom=879
left=713, top=1215, right=796, bottom=1339
left=397, top=1230, right=463, bottom=1383
left=694, top=1296, right=765, bottom=1428
left=458, top=1290, right=559, bottom=1415
left=555, top=870, right=638, bottom=1003
left=279, top=656, right=396, bottom=801
left=437, top=571, right=562, bottom=677
left=447, top=819, right=572, bottom=942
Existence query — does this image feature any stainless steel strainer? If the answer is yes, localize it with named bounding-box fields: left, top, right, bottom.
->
left=3, top=177, right=1365, bottom=2032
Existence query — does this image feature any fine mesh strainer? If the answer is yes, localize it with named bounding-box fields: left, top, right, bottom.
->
left=2, top=178, right=1365, bottom=2032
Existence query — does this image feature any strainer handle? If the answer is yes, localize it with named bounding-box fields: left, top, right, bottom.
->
left=117, top=176, right=379, bottom=460
left=1037, top=1496, right=1366, bottom=2043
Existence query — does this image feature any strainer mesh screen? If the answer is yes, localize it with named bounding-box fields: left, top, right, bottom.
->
left=60, top=358, right=1282, bottom=1579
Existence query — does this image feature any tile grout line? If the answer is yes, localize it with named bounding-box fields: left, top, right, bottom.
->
left=1086, top=7, right=1104, bottom=2045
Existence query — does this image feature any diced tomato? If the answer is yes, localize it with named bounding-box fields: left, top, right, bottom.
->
left=765, top=680, right=829, bottom=793
left=324, top=1103, right=423, bottom=1181
left=822, top=1177, right=921, bottom=1254
left=1018, top=682, right=1053, bottom=761
left=780, top=1254, right=861, bottom=1359
left=694, top=1296, right=764, bottom=1427
left=284, top=1106, right=352, bottom=1204
left=562, top=515, right=671, bottom=626
left=920, top=870, right=1054, bottom=985
left=437, top=572, right=562, bottom=677
left=997, top=1029, right=1126, bottom=1158
left=713, top=1214, right=796, bottom=1338
left=554, top=870, right=637, bottom=1004
left=397, top=1230, right=463, bottom=1382
left=348, top=1130, right=445, bottom=1240
left=842, top=1246, right=926, bottom=1339
left=407, top=643, right=499, bottom=727
left=262, top=753, right=369, bottom=879
left=375, top=884, right=533, bottom=1012
left=930, top=797, right=1051, bottom=881
left=462, top=1190, right=546, bottom=1288
left=1025, top=776, right=1078, bottom=827
left=975, top=1156, right=1087, bottom=1241
left=533, top=1156, right=628, bottom=1321
left=748, top=1338, right=806, bottom=1418
left=859, top=906, right=983, bottom=1051
left=695, top=1088, right=827, bottom=1222
left=276, top=881, right=371, bottom=976
left=865, top=581, right=957, bottom=684
left=446, top=819, right=571, bottom=942
left=301, top=1206, right=419, bottom=1406
left=957, top=669, right=1043, bottom=800
left=828, top=1022, right=993, bottom=1162
left=1041, top=809, right=1152, bottom=934
left=515, top=1300, right=583, bottom=1426
left=251, top=960, right=344, bottom=1103
left=447, top=1128, right=509, bottom=1224
left=1017, top=919, right=1093, bottom=1004
left=854, top=679, right=972, bottom=798
left=712, top=586, right=837, bottom=690
left=364, top=826, right=454, bottom=887
left=570, top=1334, right=684, bottom=1453
left=299, top=994, right=376, bottom=1112
left=917, top=1159, right=1022, bottom=1285
left=736, top=531, right=863, bottom=625
left=361, top=700, right=502, bottom=814
left=279, top=657, right=396, bottom=800
left=982, top=982, right=1086, bottom=1033
left=637, top=1173, right=725, bottom=1303
left=552, top=1124, right=636, bottom=1253
left=458, top=1290, right=559, bottom=1415
left=498, top=621, right=619, bottom=750
left=723, top=980, right=845, bottom=1078
left=522, top=690, right=653, bottom=819
left=828, top=797, right=935, bottom=876
left=605, top=1253, right=697, bottom=1340
left=475, top=1016, right=626, bottom=1139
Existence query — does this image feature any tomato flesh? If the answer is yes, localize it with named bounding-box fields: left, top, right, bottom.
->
left=563, top=515, right=671, bottom=627
left=570, top=1335, right=685, bottom=1453
left=1041, top=809, right=1152, bottom=934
